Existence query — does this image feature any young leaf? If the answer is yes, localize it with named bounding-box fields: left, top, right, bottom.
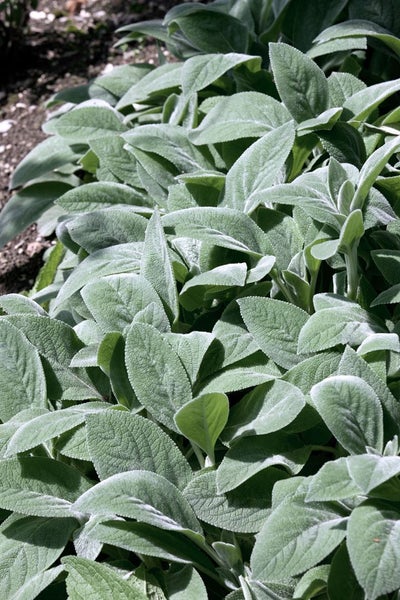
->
left=222, top=380, right=305, bottom=443
left=73, top=470, right=203, bottom=537
left=81, top=274, right=163, bottom=333
left=50, top=101, right=127, bottom=142
left=343, top=77, right=400, bottom=122
left=65, top=207, right=148, bottom=253
left=238, top=297, right=309, bottom=369
left=0, top=514, right=75, bottom=600
left=4, top=403, right=105, bottom=457
left=125, top=323, right=192, bottom=431
left=164, top=331, right=214, bottom=385
left=310, top=375, right=384, bottom=454
left=347, top=501, right=400, bottom=600
left=86, top=411, right=191, bottom=490
left=217, top=432, right=311, bottom=493
left=141, top=210, right=179, bottom=322
left=162, top=207, right=266, bottom=255
left=190, top=92, right=291, bottom=144
left=53, top=242, right=143, bottom=307
left=179, top=263, right=247, bottom=310
left=283, top=352, right=341, bottom=393
left=0, top=456, right=91, bottom=517
left=269, top=43, right=329, bottom=122
left=0, top=320, right=47, bottom=422
left=222, top=121, right=296, bottom=213
left=56, top=181, right=150, bottom=213
left=251, top=495, right=347, bottom=582
left=175, top=393, right=229, bottom=462
left=184, top=469, right=286, bottom=534
left=63, top=556, right=147, bottom=600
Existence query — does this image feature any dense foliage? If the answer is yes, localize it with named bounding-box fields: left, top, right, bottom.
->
left=1, top=0, right=400, bottom=597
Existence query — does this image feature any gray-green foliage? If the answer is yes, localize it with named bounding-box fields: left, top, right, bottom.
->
left=1, top=0, right=400, bottom=597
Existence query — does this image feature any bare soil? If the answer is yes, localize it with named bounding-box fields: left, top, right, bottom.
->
left=0, top=0, right=187, bottom=294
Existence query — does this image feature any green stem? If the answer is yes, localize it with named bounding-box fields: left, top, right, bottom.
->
left=345, top=243, right=359, bottom=301
left=191, top=441, right=205, bottom=469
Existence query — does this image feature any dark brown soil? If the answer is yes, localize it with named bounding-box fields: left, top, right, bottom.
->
left=0, top=0, right=190, bottom=295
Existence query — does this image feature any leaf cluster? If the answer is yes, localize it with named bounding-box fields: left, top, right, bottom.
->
left=2, top=0, right=400, bottom=597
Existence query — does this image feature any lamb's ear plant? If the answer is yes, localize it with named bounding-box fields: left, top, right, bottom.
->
left=2, top=0, right=400, bottom=598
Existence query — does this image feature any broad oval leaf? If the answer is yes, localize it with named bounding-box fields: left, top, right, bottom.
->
left=347, top=502, right=400, bottom=600
left=49, top=101, right=127, bottom=142
left=0, top=456, right=92, bottom=517
left=86, top=411, right=192, bottom=490
left=56, top=181, right=150, bottom=213
left=222, top=121, right=296, bottom=213
left=238, top=297, right=309, bottom=369
left=269, top=43, right=329, bottom=122
left=63, top=556, right=147, bottom=600
left=0, top=320, right=47, bottom=422
left=190, top=92, right=291, bottom=144
left=222, top=379, right=305, bottom=443
left=73, top=470, right=203, bottom=537
left=125, top=323, right=192, bottom=431
left=310, top=375, right=384, bottom=454
left=251, top=495, right=347, bottom=581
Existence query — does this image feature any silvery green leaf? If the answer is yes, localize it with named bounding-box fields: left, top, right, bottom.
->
left=50, top=100, right=127, bottom=142
left=298, top=305, right=384, bottom=353
left=310, top=375, right=384, bottom=454
left=141, top=210, right=179, bottom=322
left=251, top=495, right=347, bottom=581
left=166, top=565, right=208, bottom=600
left=269, top=43, right=329, bottom=122
left=222, top=380, right=305, bottom=443
left=53, top=243, right=143, bottom=308
left=222, top=122, right=295, bottom=213
left=6, top=314, right=102, bottom=402
left=198, top=352, right=280, bottom=394
left=0, top=181, right=72, bottom=248
left=351, top=136, right=400, bottom=210
left=164, top=331, right=214, bottom=385
left=125, top=323, right=192, bottom=431
left=0, top=319, right=47, bottom=422
left=182, top=52, right=261, bottom=95
left=371, top=249, right=400, bottom=284
left=175, top=393, right=229, bottom=461
left=306, top=454, right=400, bottom=502
left=184, top=469, right=286, bottom=534
left=314, top=19, right=400, bottom=57
left=56, top=182, right=150, bottom=213
left=180, top=263, right=247, bottom=310
left=283, top=352, right=341, bottom=393
left=162, top=207, right=266, bottom=255
left=344, top=78, right=400, bottom=122
left=0, top=456, right=91, bottom=517
left=327, top=72, right=366, bottom=106
left=116, top=62, right=183, bottom=108
left=0, top=514, right=75, bottom=600
left=357, top=333, right=400, bottom=355
left=89, top=136, right=143, bottom=188
left=81, top=274, right=163, bottom=333
left=86, top=411, right=191, bottom=490
left=63, top=556, right=147, bottom=600
left=73, top=470, right=203, bottom=537
left=4, top=402, right=106, bottom=457
left=123, top=124, right=213, bottom=174
left=259, top=183, right=341, bottom=229
left=308, top=36, right=367, bottom=59
left=190, top=92, right=291, bottom=144
left=10, top=135, right=82, bottom=189
left=65, top=208, right=148, bottom=253
left=217, top=432, right=311, bottom=493
left=296, top=107, right=343, bottom=135
left=371, top=283, right=400, bottom=306
left=339, top=346, right=400, bottom=438
left=94, top=64, right=153, bottom=99
left=327, top=543, right=364, bottom=600
left=97, top=332, right=140, bottom=410
left=347, top=502, right=400, bottom=600
left=363, top=187, right=396, bottom=229
left=0, top=294, right=47, bottom=316
left=211, top=301, right=260, bottom=368
left=8, top=565, right=65, bottom=600
left=88, top=520, right=214, bottom=568
left=55, top=424, right=91, bottom=462
left=238, top=297, right=309, bottom=369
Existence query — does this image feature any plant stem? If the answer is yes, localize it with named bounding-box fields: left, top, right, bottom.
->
left=345, top=243, right=359, bottom=301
